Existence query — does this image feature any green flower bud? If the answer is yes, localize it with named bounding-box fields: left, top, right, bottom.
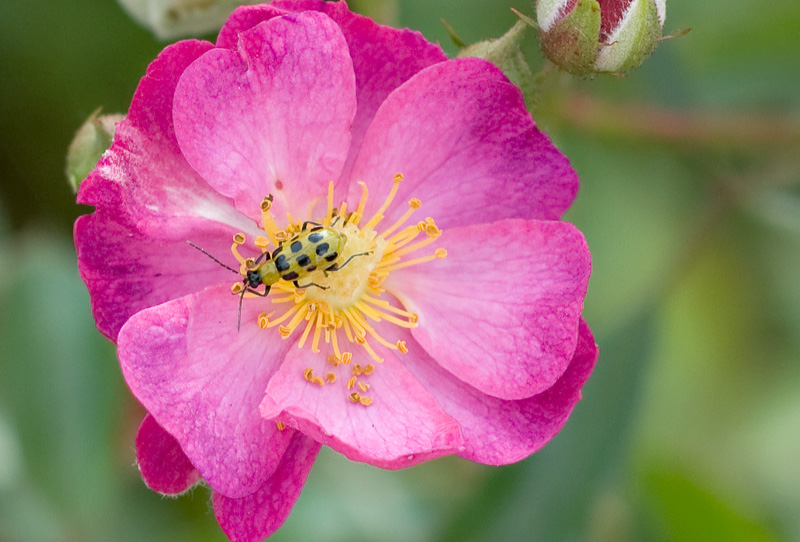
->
left=535, top=0, right=666, bottom=76
left=66, top=109, right=123, bottom=192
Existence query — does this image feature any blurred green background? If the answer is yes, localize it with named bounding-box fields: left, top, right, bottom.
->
left=1, top=0, right=799, bottom=540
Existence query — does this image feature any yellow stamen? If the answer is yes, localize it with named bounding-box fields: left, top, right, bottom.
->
left=362, top=173, right=403, bottom=231
left=351, top=182, right=369, bottom=226
left=276, top=421, right=286, bottom=431
left=325, top=182, right=335, bottom=226
left=231, top=172, right=443, bottom=405
left=379, top=201, right=418, bottom=240
left=383, top=248, right=448, bottom=273
left=311, top=310, right=324, bottom=353
left=260, top=196, right=282, bottom=246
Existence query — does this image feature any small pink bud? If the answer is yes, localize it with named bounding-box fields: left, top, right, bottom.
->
left=535, top=0, right=666, bottom=76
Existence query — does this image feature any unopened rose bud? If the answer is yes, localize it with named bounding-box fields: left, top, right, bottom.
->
left=66, top=109, right=123, bottom=192
left=535, top=0, right=666, bottom=76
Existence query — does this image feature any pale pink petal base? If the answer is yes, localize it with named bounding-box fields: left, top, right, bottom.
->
left=213, top=433, right=321, bottom=542
left=135, top=414, right=201, bottom=495
left=118, top=285, right=296, bottom=498
left=260, top=346, right=464, bottom=469
left=389, top=218, right=591, bottom=400
left=403, top=320, right=598, bottom=465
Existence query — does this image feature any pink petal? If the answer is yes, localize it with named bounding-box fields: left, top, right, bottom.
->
left=347, top=57, right=579, bottom=229
left=78, top=39, right=246, bottom=233
left=260, top=345, right=464, bottom=469
left=173, top=11, right=356, bottom=223
left=135, top=414, right=201, bottom=495
left=217, top=2, right=447, bottom=180
left=117, top=285, right=296, bottom=498
left=403, top=320, right=598, bottom=465
left=75, top=210, right=258, bottom=341
left=75, top=39, right=258, bottom=340
left=213, top=433, right=321, bottom=542
left=387, top=218, right=591, bottom=401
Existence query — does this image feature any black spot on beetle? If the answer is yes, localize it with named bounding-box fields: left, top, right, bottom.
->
left=297, top=255, right=311, bottom=267
left=290, top=241, right=303, bottom=253
left=308, top=232, right=324, bottom=243
left=315, top=242, right=329, bottom=256
left=325, top=252, right=338, bottom=262
left=275, top=254, right=290, bottom=272
left=282, top=271, right=299, bottom=281
left=306, top=266, right=316, bottom=272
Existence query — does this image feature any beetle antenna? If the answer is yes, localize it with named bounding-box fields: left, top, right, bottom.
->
left=187, top=241, right=240, bottom=274
left=237, top=285, right=247, bottom=331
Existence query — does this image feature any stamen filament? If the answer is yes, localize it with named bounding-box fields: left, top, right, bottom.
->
left=297, top=309, right=316, bottom=349
left=260, top=197, right=282, bottom=247
left=385, top=233, right=440, bottom=261
left=380, top=198, right=421, bottom=239
left=362, top=173, right=403, bottom=231
left=355, top=301, right=417, bottom=328
left=383, top=249, right=448, bottom=273
left=325, top=182, right=335, bottom=226
left=351, top=182, right=369, bottom=226
left=362, top=295, right=417, bottom=319
left=266, top=301, right=305, bottom=329
left=311, top=311, right=324, bottom=353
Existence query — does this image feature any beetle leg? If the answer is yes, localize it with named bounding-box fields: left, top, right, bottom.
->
left=245, top=285, right=272, bottom=297
left=325, top=251, right=372, bottom=272
left=293, top=280, right=328, bottom=290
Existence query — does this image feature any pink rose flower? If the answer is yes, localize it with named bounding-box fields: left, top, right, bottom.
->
left=75, top=1, right=597, bottom=540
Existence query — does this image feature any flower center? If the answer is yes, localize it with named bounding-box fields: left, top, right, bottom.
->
left=227, top=173, right=446, bottom=407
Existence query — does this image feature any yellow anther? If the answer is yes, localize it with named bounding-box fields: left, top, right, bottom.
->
left=276, top=421, right=286, bottom=431
left=347, top=376, right=357, bottom=389
left=352, top=365, right=362, bottom=376
left=245, top=257, right=257, bottom=270
left=312, top=376, right=325, bottom=387
left=393, top=173, right=403, bottom=184
left=409, top=198, right=421, bottom=209
left=279, top=326, right=292, bottom=338
left=363, top=364, right=375, bottom=375
left=435, top=248, right=447, bottom=258
left=258, top=313, right=269, bottom=329
left=231, top=282, right=244, bottom=294
left=326, top=373, right=336, bottom=383
left=359, top=395, right=373, bottom=406
left=260, top=195, right=273, bottom=212
left=233, top=232, right=246, bottom=245
left=327, top=354, right=339, bottom=366
left=303, top=368, right=314, bottom=381
left=341, top=352, right=352, bottom=365
left=349, top=392, right=362, bottom=403
left=397, top=340, right=408, bottom=353
left=255, top=236, right=270, bottom=249
left=275, top=231, right=288, bottom=242
left=358, top=381, right=370, bottom=392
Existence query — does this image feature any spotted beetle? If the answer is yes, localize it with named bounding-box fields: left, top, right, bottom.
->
left=188, top=219, right=370, bottom=329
